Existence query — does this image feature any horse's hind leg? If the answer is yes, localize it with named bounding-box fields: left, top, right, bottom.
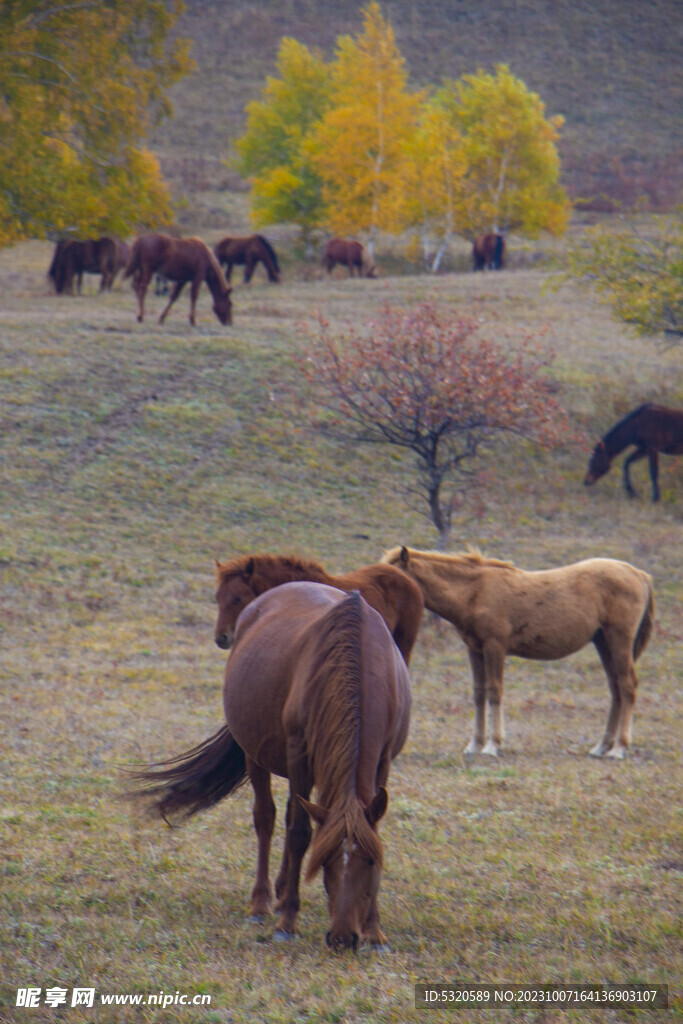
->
left=159, top=281, right=185, bottom=324
left=133, top=271, right=151, bottom=322
left=247, top=758, right=276, bottom=920
left=590, top=629, right=636, bottom=758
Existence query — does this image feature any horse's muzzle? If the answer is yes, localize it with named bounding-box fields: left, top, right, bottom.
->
left=214, top=633, right=232, bottom=650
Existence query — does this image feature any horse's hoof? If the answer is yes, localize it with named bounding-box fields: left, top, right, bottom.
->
left=605, top=747, right=626, bottom=760
left=248, top=914, right=268, bottom=925
left=273, top=929, right=297, bottom=943
left=369, top=942, right=392, bottom=955
left=588, top=744, right=606, bottom=758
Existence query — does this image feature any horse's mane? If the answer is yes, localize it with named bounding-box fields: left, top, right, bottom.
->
left=188, top=237, right=229, bottom=293
left=215, top=552, right=327, bottom=586
left=384, top=546, right=515, bottom=571
left=304, top=591, right=384, bottom=879
left=602, top=403, right=653, bottom=446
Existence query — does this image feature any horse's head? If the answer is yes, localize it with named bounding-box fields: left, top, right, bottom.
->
left=584, top=441, right=611, bottom=486
left=214, top=557, right=256, bottom=648
left=213, top=286, right=232, bottom=325
left=300, top=789, right=387, bottom=953
left=364, top=260, right=378, bottom=279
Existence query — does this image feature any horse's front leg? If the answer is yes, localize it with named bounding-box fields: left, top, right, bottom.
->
left=187, top=277, right=202, bottom=326
left=246, top=758, right=276, bottom=920
left=464, top=648, right=487, bottom=754
left=481, top=640, right=506, bottom=755
left=274, top=737, right=312, bottom=941
left=158, top=281, right=185, bottom=324
left=622, top=447, right=646, bottom=498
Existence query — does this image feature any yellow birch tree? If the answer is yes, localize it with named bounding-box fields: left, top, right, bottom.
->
left=311, top=2, right=423, bottom=257
left=447, top=65, right=571, bottom=239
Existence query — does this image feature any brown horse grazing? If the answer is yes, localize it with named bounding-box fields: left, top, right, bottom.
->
left=214, top=234, right=280, bottom=283
left=214, top=552, right=424, bottom=664
left=130, top=583, right=411, bottom=951
left=323, top=238, right=377, bottom=278
left=123, top=233, right=232, bottom=326
left=472, top=233, right=505, bottom=271
left=584, top=403, right=683, bottom=503
left=382, top=546, right=654, bottom=759
left=48, top=237, right=128, bottom=294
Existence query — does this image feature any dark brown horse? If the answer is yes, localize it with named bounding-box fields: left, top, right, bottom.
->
left=323, top=238, right=377, bottom=278
left=214, top=234, right=280, bottom=284
left=214, top=552, right=424, bottom=664
left=584, top=403, right=683, bottom=502
left=123, top=233, right=232, bottom=326
left=472, top=233, right=505, bottom=271
left=130, top=583, right=411, bottom=951
left=48, top=237, right=129, bottom=294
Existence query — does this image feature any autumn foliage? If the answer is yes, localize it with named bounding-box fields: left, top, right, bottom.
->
left=302, top=303, right=574, bottom=543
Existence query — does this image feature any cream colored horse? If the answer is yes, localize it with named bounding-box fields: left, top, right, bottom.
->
left=382, top=546, right=654, bottom=758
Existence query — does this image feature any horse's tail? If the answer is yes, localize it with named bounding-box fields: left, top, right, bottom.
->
left=256, top=235, right=280, bottom=278
left=127, top=724, right=247, bottom=824
left=633, top=578, right=655, bottom=663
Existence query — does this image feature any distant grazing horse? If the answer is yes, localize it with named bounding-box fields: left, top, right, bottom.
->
left=48, top=237, right=128, bottom=294
left=123, top=233, right=232, bottom=326
left=584, top=403, right=683, bottom=502
left=472, top=233, right=505, bottom=271
left=131, top=582, right=411, bottom=951
left=323, top=238, right=377, bottom=278
left=214, top=552, right=424, bottom=664
left=214, top=235, right=280, bottom=283
left=383, top=546, right=654, bottom=759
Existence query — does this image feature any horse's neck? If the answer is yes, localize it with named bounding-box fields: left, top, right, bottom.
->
left=603, top=412, right=641, bottom=456
left=410, top=557, right=474, bottom=622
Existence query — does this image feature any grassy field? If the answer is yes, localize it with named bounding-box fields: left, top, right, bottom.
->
left=0, top=237, right=681, bottom=1023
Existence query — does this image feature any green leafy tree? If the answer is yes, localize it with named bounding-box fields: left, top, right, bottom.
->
left=302, top=303, right=573, bottom=547
left=566, top=209, right=683, bottom=344
left=311, top=2, right=423, bottom=257
left=235, top=38, right=332, bottom=254
left=0, top=0, right=192, bottom=246
left=445, top=65, right=571, bottom=239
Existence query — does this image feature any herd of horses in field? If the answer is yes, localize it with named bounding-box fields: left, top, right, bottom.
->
left=47, top=231, right=681, bottom=505
left=131, top=540, right=656, bottom=950
left=41, top=227, right=678, bottom=953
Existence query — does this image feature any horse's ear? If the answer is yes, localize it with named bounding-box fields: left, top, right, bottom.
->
left=399, top=546, right=409, bottom=567
left=365, top=787, right=388, bottom=826
left=243, top=556, right=255, bottom=579
left=298, top=795, right=328, bottom=826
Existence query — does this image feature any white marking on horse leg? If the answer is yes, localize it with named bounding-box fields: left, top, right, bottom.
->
left=604, top=743, right=626, bottom=760
left=491, top=704, right=505, bottom=748
left=480, top=739, right=500, bottom=756
left=464, top=738, right=484, bottom=755
left=589, top=740, right=609, bottom=757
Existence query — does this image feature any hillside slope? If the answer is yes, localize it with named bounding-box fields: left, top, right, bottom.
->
left=150, top=0, right=683, bottom=213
